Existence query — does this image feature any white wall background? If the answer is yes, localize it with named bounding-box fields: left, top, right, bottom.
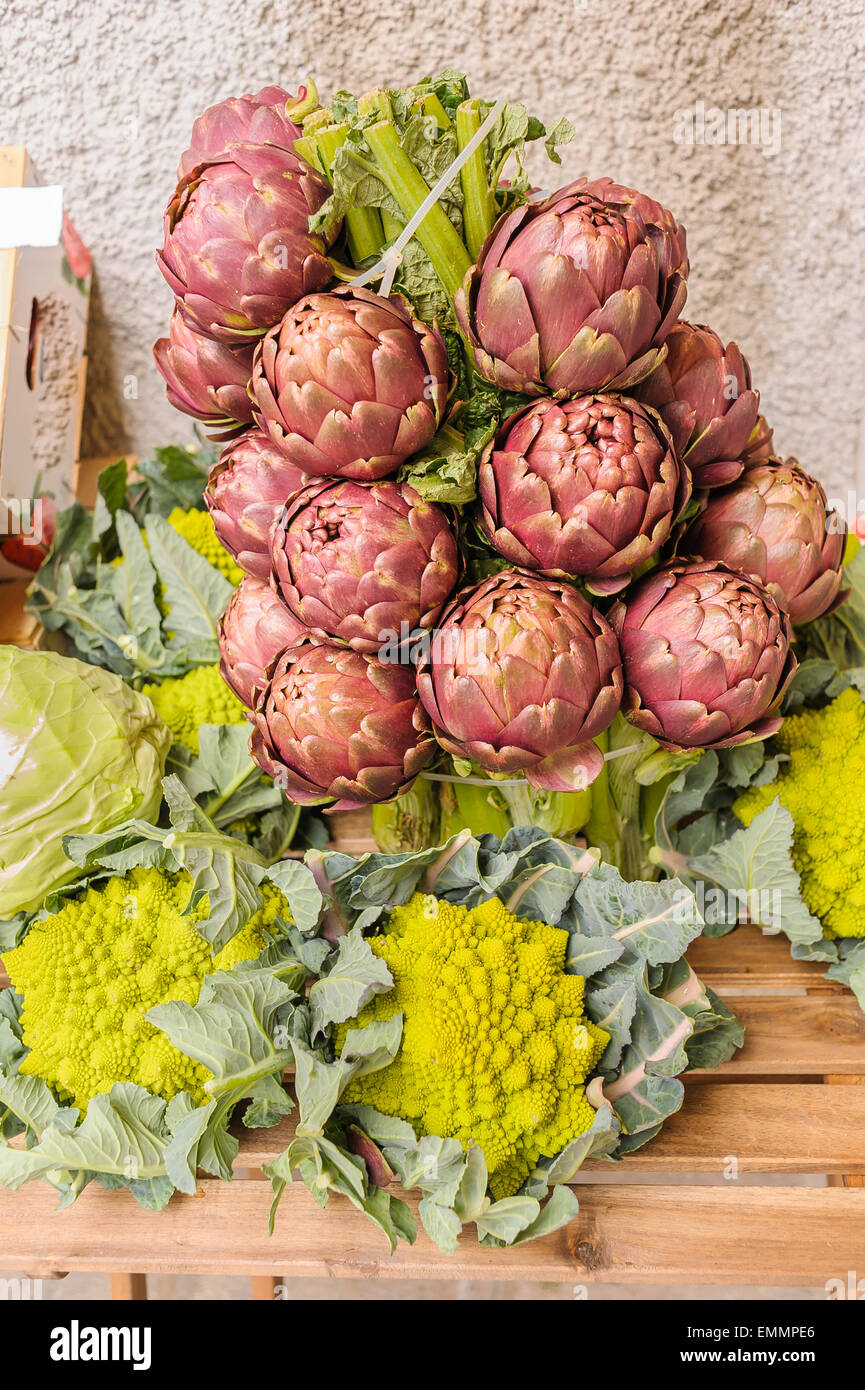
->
left=2, top=0, right=863, bottom=496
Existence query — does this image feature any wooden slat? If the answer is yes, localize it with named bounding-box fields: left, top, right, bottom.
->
left=1, top=1178, right=863, bottom=1285
left=686, top=927, right=842, bottom=992
left=0, top=990, right=860, bottom=1079
left=690, top=996, right=865, bottom=1075
left=231, top=1083, right=865, bottom=1175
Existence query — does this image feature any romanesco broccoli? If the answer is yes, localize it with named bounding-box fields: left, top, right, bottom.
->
left=3, top=866, right=288, bottom=1110
left=337, top=893, right=609, bottom=1198
left=141, top=663, right=246, bottom=753
left=166, top=507, right=243, bottom=585
left=734, top=686, right=865, bottom=938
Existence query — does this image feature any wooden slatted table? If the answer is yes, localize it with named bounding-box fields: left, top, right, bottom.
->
left=2, top=919, right=865, bottom=1296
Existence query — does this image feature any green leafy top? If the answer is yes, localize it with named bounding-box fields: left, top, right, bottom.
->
left=25, top=451, right=228, bottom=683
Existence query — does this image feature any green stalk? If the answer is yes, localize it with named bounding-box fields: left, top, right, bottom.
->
left=302, top=105, right=333, bottom=134
left=314, top=124, right=384, bottom=264
left=496, top=782, right=591, bottom=840
left=293, top=135, right=322, bottom=169
left=371, top=780, right=440, bottom=852
left=455, top=99, right=496, bottom=261
left=584, top=730, right=621, bottom=866
left=285, top=80, right=321, bottom=124
left=362, top=119, right=472, bottom=297
left=415, top=93, right=452, bottom=131
left=438, top=776, right=511, bottom=840
left=357, top=91, right=403, bottom=242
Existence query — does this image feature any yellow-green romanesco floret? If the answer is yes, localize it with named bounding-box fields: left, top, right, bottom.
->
left=3, top=865, right=288, bottom=1110
left=141, top=663, right=245, bottom=753
left=166, top=507, right=243, bottom=585
left=336, top=893, right=610, bottom=1199
left=733, top=686, right=865, bottom=938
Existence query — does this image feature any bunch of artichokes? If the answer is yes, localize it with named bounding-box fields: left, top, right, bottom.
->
left=151, top=75, right=848, bottom=830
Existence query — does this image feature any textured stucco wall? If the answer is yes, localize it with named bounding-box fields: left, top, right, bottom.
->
left=2, top=0, right=863, bottom=497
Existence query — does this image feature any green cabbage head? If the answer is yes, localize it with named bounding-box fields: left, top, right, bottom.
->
left=0, top=648, right=170, bottom=917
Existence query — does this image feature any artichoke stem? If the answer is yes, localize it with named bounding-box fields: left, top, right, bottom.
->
left=416, top=93, right=452, bottom=131
left=355, top=93, right=404, bottom=243
left=362, top=120, right=473, bottom=298
left=439, top=774, right=511, bottom=840
left=585, top=730, right=621, bottom=866
left=371, top=780, right=441, bottom=853
left=497, top=781, right=591, bottom=840
left=309, top=124, right=385, bottom=265
left=456, top=99, right=496, bottom=261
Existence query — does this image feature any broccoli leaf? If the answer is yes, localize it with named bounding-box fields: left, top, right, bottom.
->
left=161, top=776, right=269, bottom=952
left=185, top=724, right=283, bottom=825
left=111, top=510, right=166, bottom=670
left=308, top=929, right=393, bottom=1038
left=0, top=1083, right=177, bottom=1211
left=573, top=865, right=704, bottom=966
left=0, top=1065, right=63, bottom=1133
left=135, top=444, right=213, bottom=516
left=682, top=984, right=746, bottom=1070
left=475, top=1194, right=540, bottom=1244
left=682, top=799, right=824, bottom=947
left=501, top=1184, right=581, bottom=1246
left=264, top=859, right=324, bottom=934
left=826, top=939, right=865, bottom=1012
left=148, top=965, right=297, bottom=1107
left=144, top=515, right=233, bottom=666
left=417, top=1196, right=462, bottom=1253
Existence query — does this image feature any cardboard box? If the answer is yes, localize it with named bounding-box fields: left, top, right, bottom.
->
left=0, top=145, right=91, bottom=578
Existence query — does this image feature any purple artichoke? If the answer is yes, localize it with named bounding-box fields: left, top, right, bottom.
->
left=153, top=306, right=255, bottom=440
left=742, top=415, right=774, bottom=464
left=478, top=394, right=690, bottom=595
left=683, top=458, right=849, bottom=626
left=635, top=321, right=765, bottom=488
left=610, top=560, right=796, bottom=750
left=218, top=575, right=307, bottom=709
left=251, top=286, right=449, bottom=480
left=271, top=478, right=459, bottom=652
left=416, top=569, right=623, bottom=792
left=178, top=85, right=308, bottom=178
left=455, top=177, right=688, bottom=397
left=156, top=144, right=335, bottom=345
left=250, top=637, right=435, bottom=810
left=206, top=429, right=307, bottom=580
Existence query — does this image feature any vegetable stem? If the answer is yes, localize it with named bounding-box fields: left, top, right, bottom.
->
left=362, top=120, right=472, bottom=298
left=314, top=124, right=385, bottom=264
left=415, top=93, right=452, bottom=131
left=285, top=80, right=320, bottom=124
left=456, top=99, right=496, bottom=261
left=585, top=729, right=620, bottom=863
left=357, top=92, right=404, bottom=242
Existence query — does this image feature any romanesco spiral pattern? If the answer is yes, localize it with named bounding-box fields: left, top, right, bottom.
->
left=3, top=866, right=288, bottom=1109
left=338, top=893, right=609, bottom=1198
left=734, top=686, right=865, bottom=938
left=141, top=663, right=246, bottom=753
